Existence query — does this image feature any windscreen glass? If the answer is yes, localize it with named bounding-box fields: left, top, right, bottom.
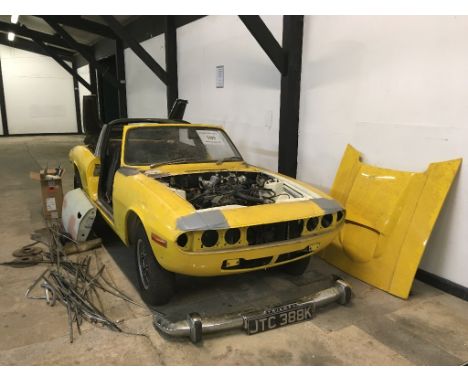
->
left=124, top=127, right=242, bottom=166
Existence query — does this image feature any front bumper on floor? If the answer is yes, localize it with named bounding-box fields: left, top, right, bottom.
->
left=153, top=279, right=352, bottom=343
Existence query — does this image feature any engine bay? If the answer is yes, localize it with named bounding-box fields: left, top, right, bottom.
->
left=153, top=171, right=307, bottom=210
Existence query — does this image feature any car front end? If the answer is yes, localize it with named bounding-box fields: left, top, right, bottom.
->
left=154, top=208, right=345, bottom=277
left=138, top=166, right=345, bottom=277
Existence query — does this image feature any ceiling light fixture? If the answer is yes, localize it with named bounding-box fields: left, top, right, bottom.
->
left=11, top=15, right=19, bottom=24
left=7, top=32, right=15, bottom=41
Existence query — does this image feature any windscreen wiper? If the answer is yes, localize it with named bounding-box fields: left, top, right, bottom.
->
left=216, top=156, right=244, bottom=165
left=149, top=158, right=192, bottom=169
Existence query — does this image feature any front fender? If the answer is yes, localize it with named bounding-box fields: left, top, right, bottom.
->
left=69, top=145, right=100, bottom=201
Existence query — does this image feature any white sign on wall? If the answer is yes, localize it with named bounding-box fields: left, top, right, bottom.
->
left=216, top=65, right=224, bottom=88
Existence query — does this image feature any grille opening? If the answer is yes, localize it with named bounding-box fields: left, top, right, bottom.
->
left=201, top=230, right=218, bottom=247
left=289, top=220, right=304, bottom=238
left=276, top=248, right=309, bottom=263
left=177, top=233, right=188, bottom=247
left=225, top=228, right=241, bottom=244
left=246, top=219, right=304, bottom=246
left=221, top=256, right=273, bottom=270
left=306, top=217, right=319, bottom=231
left=337, top=210, right=344, bottom=221
left=321, top=214, right=333, bottom=228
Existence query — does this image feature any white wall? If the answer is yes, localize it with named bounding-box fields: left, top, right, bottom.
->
left=178, top=16, right=282, bottom=171
left=298, top=16, right=467, bottom=287
left=125, top=17, right=283, bottom=171
left=125, top=34, right=167, bottom=118
left=0, top=46, right=77, bottom=134
left=125, top=16, right=282, bottom=170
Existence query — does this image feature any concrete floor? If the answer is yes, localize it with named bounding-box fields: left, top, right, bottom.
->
left=0, top=135, right=467, bottom=365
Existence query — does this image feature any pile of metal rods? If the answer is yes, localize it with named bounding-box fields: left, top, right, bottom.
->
left=25, top=255, right=143, bottom=343
left=5, top=221, right=145, bottom=343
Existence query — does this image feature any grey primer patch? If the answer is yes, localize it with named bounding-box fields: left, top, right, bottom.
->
left=313, top=198, right=343, bottom=214
left=118, top=167, right=140, bottom=176
left=176, top=210, right=230, bottom=231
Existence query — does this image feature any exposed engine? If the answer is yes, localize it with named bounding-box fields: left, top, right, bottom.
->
left=156, top=171, right=300, bottom=210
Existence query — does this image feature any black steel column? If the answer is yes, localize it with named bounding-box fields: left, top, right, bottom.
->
left=0, top=58, right=9, bottom=136
left=164, top=16, right=179, bottom=114
left=115, top=38, right=127, bottom=118
left=102, top=16, right=167, bottom=85
left=89, top=64, right=97, bottom=95
left=89, top=65, right=102, bottom=122
left=43, top=17, right=120, bottom=89
left=96, top=69, right=105, bottom=122
left=239, top=16, right=286, bottom=75
left=278, top=16, right=304, bottom=178
left=72, top=60, right=83, bottom=133
left=32, top=36, right=92, bottom=91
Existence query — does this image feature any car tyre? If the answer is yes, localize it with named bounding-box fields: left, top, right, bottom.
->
left=73, top=167, right=82, bottom=189
left=279, top=255, right=311, bottom=276
left=134, top=223, right=175, bottom=306
left=91, top=210, right=109, bottom=236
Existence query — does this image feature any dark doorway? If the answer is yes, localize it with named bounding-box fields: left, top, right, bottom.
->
left=97, top=55, right=119, bottom=123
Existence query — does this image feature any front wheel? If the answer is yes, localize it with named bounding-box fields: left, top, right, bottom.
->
left=134, top=223, right=175, bottom=306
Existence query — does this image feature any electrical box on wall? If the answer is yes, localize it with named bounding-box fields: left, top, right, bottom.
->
left=216, top=65, right=224, bottom=88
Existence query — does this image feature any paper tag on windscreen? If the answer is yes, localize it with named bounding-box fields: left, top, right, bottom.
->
left=46, top=197, right=57, bottom=212
left=197, top=130, right=224, bottom=145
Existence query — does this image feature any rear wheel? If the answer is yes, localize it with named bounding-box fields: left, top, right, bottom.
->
left=91, top=210, right=109, bottom=236
left=134, top=223, right=175, bottom=306
left=279, top=256, right=311, bottom=276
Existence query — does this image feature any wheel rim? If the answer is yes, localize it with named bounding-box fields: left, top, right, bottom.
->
left=136, top=238, right=150, bottom=290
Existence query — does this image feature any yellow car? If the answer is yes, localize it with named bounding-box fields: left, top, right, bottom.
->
left=70, top=118, right=345, bottom=305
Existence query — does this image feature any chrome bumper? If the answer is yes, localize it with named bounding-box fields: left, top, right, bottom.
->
left=153, top=279, right=352, bottom=343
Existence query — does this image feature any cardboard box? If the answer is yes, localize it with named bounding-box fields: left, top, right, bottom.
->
left=30, top=167, right=65, bottom=220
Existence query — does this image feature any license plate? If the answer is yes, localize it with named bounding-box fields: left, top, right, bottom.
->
left=245, top=303, right=315, bottom=335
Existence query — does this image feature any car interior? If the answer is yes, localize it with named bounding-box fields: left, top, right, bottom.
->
left=97, top=124, right=124, bottom=212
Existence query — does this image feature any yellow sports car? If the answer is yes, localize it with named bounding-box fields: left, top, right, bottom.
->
left=70, top=118, right=345, bottom=305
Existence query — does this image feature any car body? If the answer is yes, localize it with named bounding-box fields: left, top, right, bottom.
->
left=70, top=118, right=345, bottom=304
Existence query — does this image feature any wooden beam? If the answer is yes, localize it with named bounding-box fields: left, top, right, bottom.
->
left=115, top=38, right=127, bottom=118
left=101, top=15, right=168, bottom=85
left=88, top=65, right=100, bottom=120
left=0, top=35, right=74, bottom=59
left=42, top=17, right=120, bottom=89
left=38, top=16, right=116, bottom=39
left=72, top=61, right=83, bottom=133
left=0, top=58, right=9, bottom=136
left=278, top=16, right=304, bottom=178
left=31, top=37, right=92, bottom=92
left=0, top=20, right=86, bottom=52
left=239, top=15, right=286, bottom=75
left=75, top=16, right=205, bottom=68
left=89, top=65, right=97, bottom=94
left=164, top=16, right=178, bottom=115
